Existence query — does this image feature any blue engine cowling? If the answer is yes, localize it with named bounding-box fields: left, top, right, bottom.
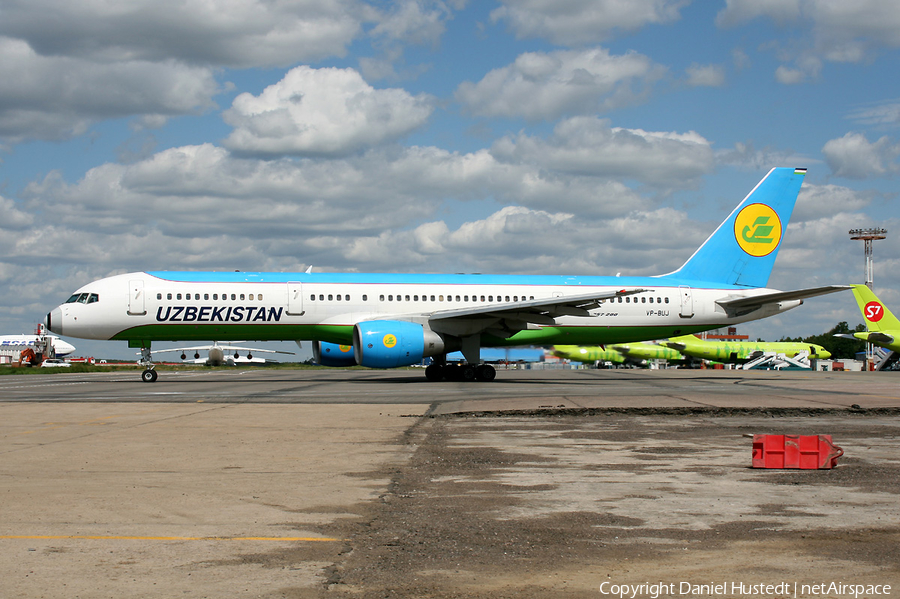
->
left=353, top=320, right=445, bottom=368
left=312, top=341, right=357, bottom=366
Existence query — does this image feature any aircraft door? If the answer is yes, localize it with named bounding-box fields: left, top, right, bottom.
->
left=679, top=286, right=693, bottom=318
left=128, top=279, right=146, bottom=315
left=287, top=282, right=304, bottom=316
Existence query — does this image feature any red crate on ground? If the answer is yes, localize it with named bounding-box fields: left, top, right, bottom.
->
left=752, top=434, right=843, bottom=469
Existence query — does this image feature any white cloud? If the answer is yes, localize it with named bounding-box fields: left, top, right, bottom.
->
left=368, top=0, right=450, bottom=47
left=456, top=48, right=664, bottom=121
left=846, top=100, right=900, bottom=127
left=822, top=132, right=900, bottom=178
left=774, top=65, right=807, bottom=85
left=685, top=63, right=725, bottom=87
left=491, top=0, right=688, bottom=45
left=717, top=0, right=900, bottom=80
left=715, top=141, right=806, bottom=171
left=792, top=183, right=874, bottom=222
left=490, top=117, right=714, bottom=186
left=223, top=66, right=434, bottom=156
left=0, top=0, right=365, bottom=69
left=715, top=0, right=801, bottom=28
left=0, top=37, right=218, bottom=142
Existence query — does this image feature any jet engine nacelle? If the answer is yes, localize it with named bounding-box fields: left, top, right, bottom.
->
left=353, top=320, right=445, bottom=368
left=312, top=341, right=357, bottom=367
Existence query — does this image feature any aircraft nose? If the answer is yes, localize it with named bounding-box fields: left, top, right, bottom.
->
left=46, top=307, right=63, bottom=335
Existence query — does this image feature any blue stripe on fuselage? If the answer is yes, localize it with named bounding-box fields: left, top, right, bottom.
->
left=145, top=271, right=746, bottom=291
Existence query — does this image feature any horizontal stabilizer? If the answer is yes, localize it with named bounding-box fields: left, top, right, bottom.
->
left=717, top=285, right=850, bottom=311
left=837, top=331, right=896, bottom=346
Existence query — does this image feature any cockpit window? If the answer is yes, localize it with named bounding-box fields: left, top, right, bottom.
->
left=65, top=292, right=99, bottom=304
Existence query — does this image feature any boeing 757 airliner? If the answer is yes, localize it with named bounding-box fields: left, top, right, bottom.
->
left=45, top=167, right=847, bottom=382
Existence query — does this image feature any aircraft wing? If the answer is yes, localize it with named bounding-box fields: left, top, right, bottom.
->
left=429, top=288, right=650, bottom=328
left=837, top=331, right=896, bottom=346
left=152, top=345, right=294, bottom=355
left=716, top=285, right=850, bottom=314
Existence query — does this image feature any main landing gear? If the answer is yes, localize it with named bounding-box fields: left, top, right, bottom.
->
left=425, top=360, right=496, bottom=382
left=139, top=346, right=158, bottom=383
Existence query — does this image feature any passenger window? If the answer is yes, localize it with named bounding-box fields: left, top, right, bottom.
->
left=231, top=294, right=236, bottom=300
left=625, top=297, right=630, bottom=303
left=388, top=295, right=393, bottom=301
left=481, top=295, right=486, bottom=302
left=157, top=293, right=162, bottom=300
left=363, top=295, right=368, bottom=301
left=168, top=293, right=173, bottom=300
left=259, top=294, right=263, bottom=301
left=204, top=294, right=209, bottom=300
left=249, top=294, right=254, bottom=301
left=430, top=295, right=435, bottom=301
left=665, top=297, right=669, bottom=303
left=213, top=294, right=217, bottom=300
left=405, top=295, right=410, bottom=301
left=345, top=295, right=349, bottom=301
left=380, top=295, right=385, bottom=301
left=310, top=294, right=315, bottom=301
left=328, top=294, right=333, bottom=301
left=336, top=295, right=341, bottom=301
left=320, top=294, right=325, bottom=301
left=642, top=297, right=646, bottom=303
left=177, top=294, right=182, bottom=300
left=505, top=296, right=510, bottom=302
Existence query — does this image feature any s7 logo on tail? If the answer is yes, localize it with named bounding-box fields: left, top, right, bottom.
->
left=865, top=301, right=884, bottom=322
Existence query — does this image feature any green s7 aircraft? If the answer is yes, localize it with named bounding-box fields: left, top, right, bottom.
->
left=610, top=342, right=685, bottom=364
left=552, top=342, right=684, bottom=367
left=662, top=334, right=830, bottom=363
left=838, top=284, right=900, bottom=352
left=551, top=345, right=626, bottom=366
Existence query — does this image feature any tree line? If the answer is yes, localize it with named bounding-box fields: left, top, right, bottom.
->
left=777, top=322, right=867, bottom=359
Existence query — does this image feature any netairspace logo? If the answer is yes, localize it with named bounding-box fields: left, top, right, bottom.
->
left=599, top=581, right=892, bottom=598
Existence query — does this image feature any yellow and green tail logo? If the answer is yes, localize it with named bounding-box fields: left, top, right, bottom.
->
left=734, top=203, right=781, bottom=257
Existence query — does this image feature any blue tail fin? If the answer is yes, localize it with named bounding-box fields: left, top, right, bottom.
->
left=659, top=167, right=806, bottom=288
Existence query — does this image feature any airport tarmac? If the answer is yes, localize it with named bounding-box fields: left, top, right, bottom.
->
left=1, top=368, right=899, bottom=598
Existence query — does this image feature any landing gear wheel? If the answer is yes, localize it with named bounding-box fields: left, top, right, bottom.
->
left=141, top=369, right=158, bottom=383
left=425, top=364, right=444, bottom=381
left=475, top=364, right=496, bottom=382
left=461, top=365, right=477, bottom=381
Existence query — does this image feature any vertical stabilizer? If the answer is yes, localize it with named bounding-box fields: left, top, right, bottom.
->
left=660, top=167, right=807, bottom=288
left=850, top=284, right=900, bottom=332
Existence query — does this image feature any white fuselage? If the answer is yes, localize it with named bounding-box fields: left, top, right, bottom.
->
left=46, top=271, right=800, bottom=347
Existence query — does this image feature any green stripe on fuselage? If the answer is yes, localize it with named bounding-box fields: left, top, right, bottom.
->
left=113, top=323, right=715, bottom=348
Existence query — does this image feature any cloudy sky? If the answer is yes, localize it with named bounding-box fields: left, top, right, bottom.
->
left=3, top=0, right=900, bottom=359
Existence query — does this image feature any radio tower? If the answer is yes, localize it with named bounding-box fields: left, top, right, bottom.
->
left=849, top=228, right=887, bottom=289
left=849, top=228, right=887, bottom=371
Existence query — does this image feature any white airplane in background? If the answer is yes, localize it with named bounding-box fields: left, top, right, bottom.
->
left=153, top=341, right=294, bottom=365
left=0, top=332, right=76, bottom=357
left=45, top=167, right=848, bottom=383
